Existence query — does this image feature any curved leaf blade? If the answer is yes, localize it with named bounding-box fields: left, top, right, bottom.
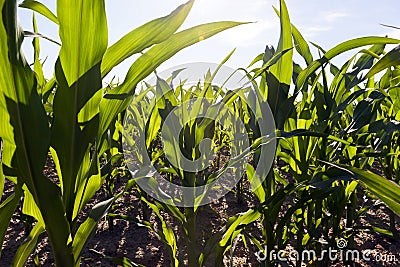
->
left=0, top=188, right=22, bottom=258
left=19, top=0, right=58, bottom=24
left=101, top=0, right=194, bottom=77
left=270, top=0, right=293, bottom=86
left=366, top=45, right=400, bottom=78
left=11, top=223, right=45, bottom=267
left=72, top=198, right=113, bottom=264
left=348, top=166, right=400, bottom=217
left=297, top=37, right=400, bottom=88
left=57, top=0, right=108, bottom=86
left=98, top=21, right=247, bottom=137
left=0, top=1, right=73, bottom=265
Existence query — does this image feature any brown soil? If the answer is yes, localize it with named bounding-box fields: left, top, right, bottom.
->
left=1, top=158, right=400, bottom=267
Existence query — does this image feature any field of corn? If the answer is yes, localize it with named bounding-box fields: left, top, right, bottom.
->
left=1, top=0, right=400, bottom=266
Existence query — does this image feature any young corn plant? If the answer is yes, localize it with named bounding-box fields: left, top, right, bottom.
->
left=120, top=53, right=276, bottom=266
left=236, top=0, right=400, bottom=266
left=0, top=0, right=244, bottom=265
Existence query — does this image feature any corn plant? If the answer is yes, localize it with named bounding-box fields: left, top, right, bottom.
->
left=0, top=0, right=244, bottom=265
left=226, top=0, right=400, bottom=266
left=118, top=48, right=278, bottom=266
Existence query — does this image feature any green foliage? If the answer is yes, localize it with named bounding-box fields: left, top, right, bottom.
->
left=1, top=0, right=400, bottom=266
left=0, top=0, right=242, bottom=265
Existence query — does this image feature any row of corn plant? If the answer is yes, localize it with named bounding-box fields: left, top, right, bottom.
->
left=82, top=1, right=400, bottom=266
left=194, top=1, right=400, bottom=266
left=1, top=0, right=400, bottom=266
left=113, top=2, right=400, bottom=263
left=229, top=1, right=400, bottom=266
left=118, top=55, right=256, bottom=266
left=0, top=0, right=244, bottom=266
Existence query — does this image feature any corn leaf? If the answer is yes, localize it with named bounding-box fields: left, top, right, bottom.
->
left=21, top=187, right=44, bottom=224
left=263, top=0, right=294, bottom=130
left=0, top=188, right=22, bottom=258
left=291, top=24, right=313, bottom=65
left=101, top=0, right=194, bottom=77
left=72, top=198, right=113, bottom=265
left=57, top=0, right=108, bottom=86
left=19, top=0, right=58, bottom=24
left=141, top=197, right=178, bottom=267
left=72, top=152, right=102, bottom=219
left=246, top=164, right=266, bottom=202
left=366, top=45, right=400, bottom=78
left=297, top=37, right=400, bottom=88
left=0, top=1, right=73, bottom=265
left=270, top=0, right=293, bottom=86
left=98, top=21, right=246, bottom=138
left=345, top=166, right=400, bottom=217
left=200, top=209, right=261, bottom=266
left=11, top=223, right=45, bottom=267
left=52, top=0, right=108, bottom=222
left=31, top=14, right=45, bottom=97
left=51, top=60, right=102, bottom=223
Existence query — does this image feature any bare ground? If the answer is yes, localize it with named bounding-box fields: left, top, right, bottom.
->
left=1, top=159, right=400, bottom=267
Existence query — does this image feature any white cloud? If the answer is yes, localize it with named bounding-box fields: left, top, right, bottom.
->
left=302, top=26, right=332, bottom=38
left=299, top=11, right=348, bottom=38
left=322, top=11, right=348, bottom=23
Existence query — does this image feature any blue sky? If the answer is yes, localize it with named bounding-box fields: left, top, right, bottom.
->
left=18, top=0, right=400, bottom=81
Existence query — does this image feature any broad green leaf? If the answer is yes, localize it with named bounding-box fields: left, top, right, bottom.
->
left=220, top=210, right=260, bottom=246
left=344, top=166, right=400, bottom=217
left=101, top=0, right=194, bottom=77
left=19, top=0, right=58, bottom=24
left=350, top=44, right=385, bottom=75
left=246, top=164, right=266, bottom=202
left=77, top=88, right=103, bottom=124
left=297, top=37, right=400, bottom=88
left=273, top=3, right=312, bottom=65
left=366, top=45, right=400, bottom=78
left=270, top=0, right=293, bottom=86
left=0, top=1, right=73, bottom=265
left=22, top=186, right=44, bottom=224
left=0, top=188, right=22, bottom=258
left=51, top=59, right=102, bottom=222
left=57, top=0, right=108, bottom=86
left=260, top=1, right=294, bottom=130
left=72, top=151, right=102, bottom=219
left=200, top=209, right=261, bottom=266
left=345, top=181, right=358, bottom=202
left=11, top=223, right=45, bottom=267
left=72, top=198, right=113, bottom=264
left=98, top=21, right=246, bottom=137
left=291, top=24, right=313, bottom=65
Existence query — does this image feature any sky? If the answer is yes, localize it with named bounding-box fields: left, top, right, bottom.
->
left=17, top=0, right=400, bottom=82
